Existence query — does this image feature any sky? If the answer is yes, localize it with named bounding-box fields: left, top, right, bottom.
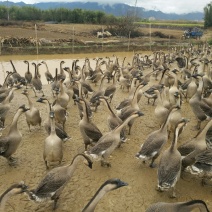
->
left=6, top=0, right=211, bottom=14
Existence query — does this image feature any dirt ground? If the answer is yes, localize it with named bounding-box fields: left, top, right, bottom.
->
left=0, top=50, right=211, bottom=212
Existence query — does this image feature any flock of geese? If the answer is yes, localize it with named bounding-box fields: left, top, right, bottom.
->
left=0, top=43, right=212, bottom=211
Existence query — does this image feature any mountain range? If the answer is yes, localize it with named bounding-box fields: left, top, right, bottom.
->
left=0, top=1, right=204, bottom=21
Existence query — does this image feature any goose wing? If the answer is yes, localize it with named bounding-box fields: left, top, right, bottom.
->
left=89, top=140, right=113, bottom=155
left=34, top=167, right=68, bottom=196
left=178, top=140, right=196, bottom=156
left=195, top=149, right=212, bottom=165
left=139, top=132, right=167, bottom=156
left=83, top=123, right=102, bottom=141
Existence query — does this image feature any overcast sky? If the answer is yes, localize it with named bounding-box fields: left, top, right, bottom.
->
left=9, top=0, right=211, bottom=14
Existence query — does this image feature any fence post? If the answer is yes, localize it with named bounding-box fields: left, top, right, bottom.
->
left=128, top=31, right=131, bottom=51
left=72, top=26, right=75, bottom=53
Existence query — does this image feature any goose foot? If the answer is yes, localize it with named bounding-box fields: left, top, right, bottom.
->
left=149, top=163, right=157, bottom=168
left=8, top=157, right=18, bottom=166
left=101, top=161, right=111, bottom=167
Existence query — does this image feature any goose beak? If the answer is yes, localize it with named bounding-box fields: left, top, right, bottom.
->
left=117, top=179, right=128, bottom=187
left=137, top=111, right=144, bottom=116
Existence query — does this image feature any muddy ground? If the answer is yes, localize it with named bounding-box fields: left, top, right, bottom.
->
left=0, top=52, right=211, bottom=211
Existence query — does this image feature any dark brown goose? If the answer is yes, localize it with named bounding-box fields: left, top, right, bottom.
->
left=21, top=89, right=42, bottom=131
left=145, top=200, right=210, bottom=212
left=76, top=98, right=102, bottom=150
left=135, top=105, right=180, bottom=168
left=36, top=97, right=71, bottom=142
left=25, top=154, right=92, bottom=210
left=57, top=60, right=66, bottom=80
left=0, top=181, right=28, bottom=212
left=82, top=179, right=128, bottom=212
left=86, top=111, right=143, bottom=167
left=157, top=118, right=188, bottom=198
left=0, top=105, right=29, bottom=165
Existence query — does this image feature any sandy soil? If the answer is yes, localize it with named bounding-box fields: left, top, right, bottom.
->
left=0, top=52, right=211, bottom=211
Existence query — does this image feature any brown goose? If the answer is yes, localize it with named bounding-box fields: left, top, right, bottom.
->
left=57, top=60, right=66, bottom=80
left=0, top=105, right=29, bottom=165
left=157, top=118, right=188, bottom=198
left=82, top=179, right=128, bottom=212
left=0, top=181, right=28, bottom=212
left=118, top=83, right=147, bottom=135
left=41, top=60, right=54, bottom=84
left=57, top=79, right=70, bottom=109
left=145, top=200, right=210, bottom=212
left=31, top=62, right=44, bottom=97
left=24, top=60, right=32, bottom=89
left=25, top=154, right=92, bottom=210
left=98, top=96, right=126, bottom=143
left=21, top=89, right=42, bottom=131
left=76, top=98, right=102, bottom=150
left=178, top=119, right=212, bottom=169
left=52, top=92, right=67, bottom=128
left=189, top=76, right=208, bottom=130
left=86, top=111, right=143, bottom=167
left=135, top=105, right=180, bottom=168
left=43, top=111, right=63, bottom=169
left=36, top=97, right=70, bottom=142
left=0, top=87, right=17, bottom=126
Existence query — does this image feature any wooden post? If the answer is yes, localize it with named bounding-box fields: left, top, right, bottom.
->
left=72, top=26, right=75, bottom=53
left=128, top=31, right=131, bottom=51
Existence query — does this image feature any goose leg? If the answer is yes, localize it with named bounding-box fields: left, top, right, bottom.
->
left=101, top=159, right=111, bottom=167
left=8, top=156, right=18, bottom=166
left=52, top=196, right=59, bottom=210
left=170, top=186, right=177, bottom=198
left=149, top=154, right=158, bottom=168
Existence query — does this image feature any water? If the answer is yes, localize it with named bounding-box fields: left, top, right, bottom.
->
left=0, top=52, right=136, bottom=85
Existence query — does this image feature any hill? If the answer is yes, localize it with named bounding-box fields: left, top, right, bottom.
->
left=0, top=1, right=204, bottom=21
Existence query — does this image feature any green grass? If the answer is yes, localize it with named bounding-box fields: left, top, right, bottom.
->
left=136, top=21, right=204, bottom=28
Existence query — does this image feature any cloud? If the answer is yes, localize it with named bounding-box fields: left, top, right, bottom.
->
left=10, top=0, right=210, bottom=14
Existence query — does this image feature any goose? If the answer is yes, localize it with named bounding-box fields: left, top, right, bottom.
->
left=189, top=75, right=208, bottom=130
left=145, top=200, right=210, bottom=212
left=89, top=75, right=106, bottom=112
left=157, top=118, right=188, bottom=198
left=167, top=91, right=183, bottom=136
left=73, top=80, right=92, bottom=119
left=24, top=60, right=32, bottom=89
left=86, top=111, right=143, bottom=167
left=103, top=71, right=118, bottom=103
left=0, top=105, right=29, bottom=165
left=57, top=60, right=66, bottom=80
left=43, top=111, right=63, bottom=169
left=56, top=78, right=70, bottom=109
left=118, top=83, right=147, bottom=135
left=0, top=181, right=28, bottom=212
left=9, top=60, right=26, bottom=86
left=31, top=62, right=44, bottom=97
left=135, top=105, right=180, bottom=168
left=118, top=67, right=131, bottom=92
left=154, top=88, right=169, bottom=127
left=51, top=68, right=60, bottom=98
left=25, top=154, right=92, bottom=210
left=76, top=98, right=102, bottom=150
left=21, top=89, right=42, bottom=131
left=98, top=96, right=126, bottom=143
left=188, top=149, right=212, bottom=186
left=184, top=74, right=198, bottom=101
left=52, top=92, right=67, bottom=128
left=0, top=87, right=17, bottom=126
left=41, top=60, right=54, bottom=84
left=36, top=97, right=70, bottom=142
left=82, top=178, right=128, bottom=212
left=178, top=119, right=212, bottom=169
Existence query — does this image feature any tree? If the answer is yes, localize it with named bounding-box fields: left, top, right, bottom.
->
left=204, top=2, right=212, bottom=28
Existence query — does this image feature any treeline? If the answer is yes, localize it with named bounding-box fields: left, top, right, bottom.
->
left=204, top=2, right=212, bottom=28
left=0, top=5, right=118, bottom=24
